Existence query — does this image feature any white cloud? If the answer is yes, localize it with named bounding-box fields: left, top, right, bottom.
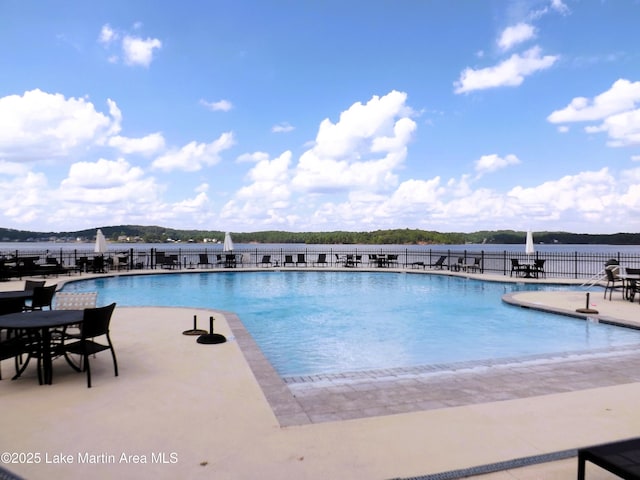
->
left=550, top=0, right=570, bottom=15
left=0, top=89, right=118, bottom=161
left=272, top=122, right=295, bottom=133
left=548, top=79, right=640, bottom=123
left=151, top=132, right=235, bottom=172
left=548, top=79, right=640, bottom=146
left=292, top=90, right=416, bottom=193
left=122, top=35, right=162, bottom=67
left=0, top=172, right=50, bottom=225
left=475, top=154, right=521, bottom=175
left=530, top=0, right=570, bottom=20
left=173, top=192, right=210, bottom=214
left=586, top=109, right=640, bottom=147
left=98, top=24, right=162, bottom=67
left=108, top=132, right=166, bottom=155
left=221, top=151, right=292, bottom=223
left=54, top=158, right=164, bottom=228
left=236, top=151, right=270, bottom=163
left=507, top=168, right=616, bottom=218
left=497, top=23, right=536, bottom=51
left=454, top=47, right=558, bottom=94
left=63, top=158, right=146, bottom=190
left=0, top=160, right=30, bottom=176
left=200, top=99, right=233, bottom=112
left=98, top=24, right=117, bottom=45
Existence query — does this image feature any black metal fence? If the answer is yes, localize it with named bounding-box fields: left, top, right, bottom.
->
left=2, top=245, right=636, bottom=280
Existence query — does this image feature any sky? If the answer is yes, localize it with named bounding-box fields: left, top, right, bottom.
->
left=1, top=0, right=639, bottom=235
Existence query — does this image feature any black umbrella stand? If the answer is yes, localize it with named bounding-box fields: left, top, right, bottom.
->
left=197, top=316, right=227, bottom=344
left=576, top=292, right=599, bottom=315
left=182, top=315, right=208, bottom=336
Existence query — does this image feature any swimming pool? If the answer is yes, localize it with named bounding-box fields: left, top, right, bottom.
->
left=62, top=271, right=640, bottom=376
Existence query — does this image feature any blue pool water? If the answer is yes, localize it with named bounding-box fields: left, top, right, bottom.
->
left=62, top=271, right=640, bottom=376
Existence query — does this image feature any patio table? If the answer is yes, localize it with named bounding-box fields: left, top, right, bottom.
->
left=0, top=309, right=84, bottom=385
left=578, top=437, right=640, bottom=479
left=0, top=290, right=33, bottom=302
left=619, top=273, right=640, bottom=301
left=0, top=290, right=34, bottom=314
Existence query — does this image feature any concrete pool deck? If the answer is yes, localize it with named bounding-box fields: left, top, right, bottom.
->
left=1, top=270, right=640, bottom=479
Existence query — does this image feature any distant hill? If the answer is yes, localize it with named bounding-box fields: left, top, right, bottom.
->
left=1, top=225, right=640, bottom=245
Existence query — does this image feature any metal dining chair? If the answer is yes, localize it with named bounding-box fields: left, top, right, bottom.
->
left=62, top=303, right=118, bottom=388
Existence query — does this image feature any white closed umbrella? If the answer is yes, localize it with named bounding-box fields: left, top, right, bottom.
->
left=94, top=229, right=108, bottom=254
left=223, top=232, right=234, bottom=252
left=525, top=230, right=535, bottom=256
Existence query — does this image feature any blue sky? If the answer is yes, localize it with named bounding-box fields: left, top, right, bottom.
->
left=1, top=0, right=639, bottom=234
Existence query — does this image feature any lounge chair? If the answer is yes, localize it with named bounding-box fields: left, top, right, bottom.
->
left=296, top=254, right=307, bottom=266
left=430, top=255, right=448, bottom=270
left=54, top=292, right=98, bottom=310
left=334, top=254, right=345, bottom=267
left=258, top=255, right=272, bottom=267
left=283, top=255, right=295, bottom=266
left=312, top=254, right=328, bottom=267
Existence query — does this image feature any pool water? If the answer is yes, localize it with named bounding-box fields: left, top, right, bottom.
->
left=62, top=271, right=640, bottom=376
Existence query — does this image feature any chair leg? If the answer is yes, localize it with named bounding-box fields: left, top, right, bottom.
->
left=110, top=348, right=119, bottom=377
left=84, top=354, right=92, bottom=388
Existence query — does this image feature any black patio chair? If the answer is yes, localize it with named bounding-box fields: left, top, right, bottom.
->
left=603, top=267, right=625, bottom=300
left=197, top=254, right=212, bottom=268
left=510, top=259, right=527, bottom=277
left=312, top=254, right=328, bottom=267
left=533, top=259, right=546, bottom=278
left=62, top=303, right=118, bottom=388
left=24, top=280, right=45, bottom=291
left=24, top=285, right=56, bottom=311
left=0, top=328, right=39, bottom=381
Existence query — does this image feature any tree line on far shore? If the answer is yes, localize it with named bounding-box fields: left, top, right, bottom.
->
left=2, top=225, right=640, bottom=245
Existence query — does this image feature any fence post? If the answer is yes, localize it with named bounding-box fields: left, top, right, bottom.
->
left=503, top=251, right=507, bottom=276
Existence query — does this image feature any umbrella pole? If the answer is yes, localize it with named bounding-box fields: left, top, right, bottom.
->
left=576, top=292, right=599, bottom=315
left=182, top=314, right=207, bottom=336
left=197, top=316, right=227, bottom=344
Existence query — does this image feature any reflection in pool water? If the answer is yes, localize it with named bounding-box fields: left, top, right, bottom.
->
left=62, top=271, right=640, bottom=376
